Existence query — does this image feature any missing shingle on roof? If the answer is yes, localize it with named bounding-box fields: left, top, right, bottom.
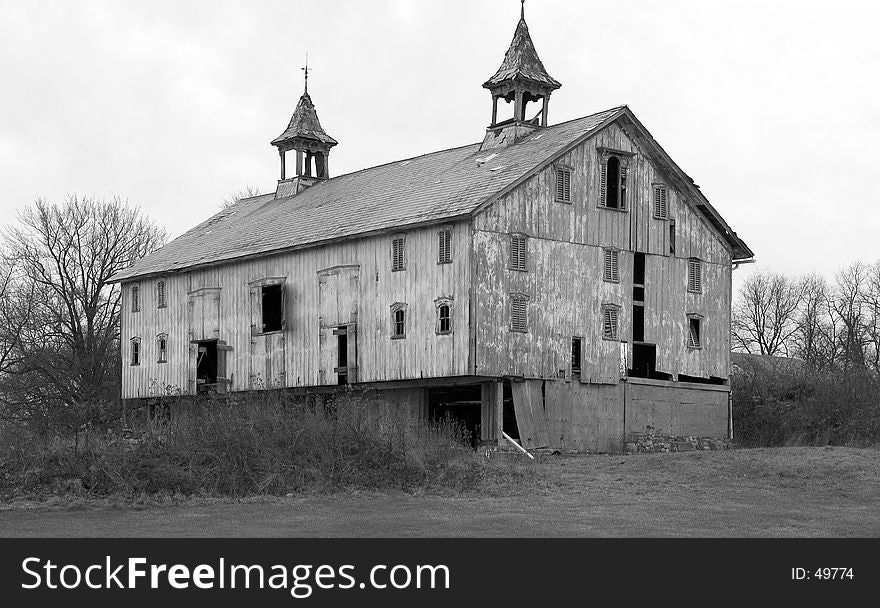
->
left=475, top=153, right=498, bottom=167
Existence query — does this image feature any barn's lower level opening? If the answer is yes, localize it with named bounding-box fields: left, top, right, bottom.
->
left=195, top=340, right=218, bottom=393
left=427, top=385, right=483, bottom=448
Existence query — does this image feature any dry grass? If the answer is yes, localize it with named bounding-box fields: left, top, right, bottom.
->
left=2, top=447, right=878, bottom=537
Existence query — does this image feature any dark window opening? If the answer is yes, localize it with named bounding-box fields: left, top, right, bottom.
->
left=261, top=284, right=283, bottom=332
left=630, top=343, right=656, bottom=379
left=438, top=304, right=451, bottom=333
left=634, top=252, right=646, bottom=285
left=633, top=305, right=645, bottom=342
left=669, top=220, right=676, bottom=255
left=688, top=317, right=702, bottom=348
left=571, top=337, right=582, bottom=376
left=502, top=379, right=519, bottom=441
left=393, top=308, right=406, bottom=338
left=678, top=373, right=726, bottom=385
left=606, top=156, right=620, bottom=209
left=633, top=285, right=645, bottom=302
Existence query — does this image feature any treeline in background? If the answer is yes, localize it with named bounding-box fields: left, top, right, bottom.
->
left=731, top=266, right=880, bottom=447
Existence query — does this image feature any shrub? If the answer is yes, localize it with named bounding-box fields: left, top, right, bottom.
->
left=0, top=390, right=535, bottom=499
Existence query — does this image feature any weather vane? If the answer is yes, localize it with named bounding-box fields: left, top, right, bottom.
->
left=302, top=53, right=310, bottom=94
left=521, top=0, right=525, bottom=19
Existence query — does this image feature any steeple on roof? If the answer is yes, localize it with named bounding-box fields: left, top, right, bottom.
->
left=271, top=90, right=337, bottom=148
left=483, top=5, right=561, bottom=91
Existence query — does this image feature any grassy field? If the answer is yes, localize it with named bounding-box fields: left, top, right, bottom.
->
left=1, top=447, right=878, bottom=537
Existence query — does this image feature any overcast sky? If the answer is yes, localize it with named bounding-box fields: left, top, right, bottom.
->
left=1, top=0, right=878, bottom=290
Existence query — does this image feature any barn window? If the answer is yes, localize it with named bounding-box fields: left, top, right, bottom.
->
left=510, top=234, right=528, bottom=271
left=509, top=293, right=529, bottom=332
left=156, top=280, right=167, bottom=308
left=157, top=333, right=168, bottom=363
left=555, top=167, right=572, bottom=203
left=669, top=219, right=676, bottom=255
left=392, top=235, right=407, bottom=271
left=438, top=227, right=452, bottom=264
left=603, top=248, right=620, bottom=282
left=599, top=152, right=629, bottom=210
left=391, top=302, right=407, bottom=339
left=130, top=337, right=141, bottom=366
left=131, top=284, right=140, bottom=313
left=571, top=337, right=583, bottom=376
left=687, top=258, right=703, bottom=293
left=653, top=185, right=669, bottom=219
left=435, top=297, right=453, bottom=335
left=602, top=304, right=620, bottom=341
left=688, top=315, right=703, bottom=349
left=261, top=284, right=284, bottom=332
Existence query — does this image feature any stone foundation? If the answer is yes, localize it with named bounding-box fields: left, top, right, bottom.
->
left=625, top=427, right=731, bottom=454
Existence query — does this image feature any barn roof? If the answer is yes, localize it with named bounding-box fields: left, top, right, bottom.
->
left=111, top=106, right=753, bottom=282
left=271, top=92, right=337, bottom=148
left=483, top=14, right=561, bottom=91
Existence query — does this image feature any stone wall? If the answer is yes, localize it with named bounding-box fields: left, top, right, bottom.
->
left=625, top=426, right=731, bottom=454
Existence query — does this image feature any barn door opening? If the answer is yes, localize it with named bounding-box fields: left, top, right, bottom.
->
left=195, top=339, right=231, bottom=394
left=427, top=385, right=483, bottom=448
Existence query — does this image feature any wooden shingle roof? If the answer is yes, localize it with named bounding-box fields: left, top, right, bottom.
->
left=112, top=107, right=623, bottom=282
left=483, top=15, right=561, bottom=91
left=271, top=93, right=337, bottom=148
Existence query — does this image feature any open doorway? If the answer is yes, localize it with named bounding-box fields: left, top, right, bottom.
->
left=427, top=385, right=483, bottom=448
left=195, top=339, right=229, bottom=393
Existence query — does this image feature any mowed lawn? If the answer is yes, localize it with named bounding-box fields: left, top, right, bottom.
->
left=1, top=447, right=878, bottom=537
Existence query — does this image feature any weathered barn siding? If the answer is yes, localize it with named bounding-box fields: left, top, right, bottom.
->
left=472, top=122, right=732, bottom=382
left=120, top=222, right=471, bottom=398
left=544, top=380, right=625, bottom=452
left=623, top=378, right=729, bottom=437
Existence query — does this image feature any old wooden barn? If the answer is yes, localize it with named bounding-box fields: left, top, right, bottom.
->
left=112, top=6, right=753, bottom=453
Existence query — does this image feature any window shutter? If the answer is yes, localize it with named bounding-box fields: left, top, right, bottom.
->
left=688, top=319, right=702, bottom=348
left=511, top=235, right=527, bottom=271
left=393, top=237, right=406, bottom=271
left=510, top=297, right=528, bottom=331
left=556, top=169, right=572, bottom=202
left=157, top=281, right=166, bottom=308
left=131, top=285, right=140, bottom=312
left=603, top=249, right=619, bottom=282
left=660, top=188, right=668, bottom=218
left=599, top=162, right=607, bottom=207
left=603, top=307, right=618, bottom=340
left=438, top=229, right=451, bottom=264
left=688, top=259, right=702, bottom=293
left=619, top=166, right=628, bottom=209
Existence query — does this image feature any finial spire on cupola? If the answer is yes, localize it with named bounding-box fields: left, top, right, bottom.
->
left=480, top=1, right=561, bottom=149
left=272, top=56, right=338, bottom=197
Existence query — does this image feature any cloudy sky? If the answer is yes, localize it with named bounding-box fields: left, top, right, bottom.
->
left=1, top=0, right=878, bottom=289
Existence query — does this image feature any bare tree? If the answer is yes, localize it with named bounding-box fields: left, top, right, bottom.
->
left=862, top=260, right=880, bottom=373
left=1, top=196, right=165, bottom=430
left=791, top=273, right=834, bottom=369
left=830, top=262, right=869, bottom=370
left=220, top=184, right=262, bottom=208
left=0, top=252, right=34, bottom=375
left=732, top=271, right=801, bottom=356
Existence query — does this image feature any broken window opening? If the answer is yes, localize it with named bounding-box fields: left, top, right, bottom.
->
left=688, top=316, right=702, bottom=349
left=195, top=340, right=218, bottom=392
left=130, top=337, right=140, bottom=366
left=669, top=220, right=676, bottom=255
left=261, top=284, right=284, bottom=333
left=157, top=333, right=168, bottom=363
left=606, top=156, right=620, bottom=209
left=634, top=252, right=646, bottom=286
left=392, top=236, right=407, bottom=271
left=602, top=305, right=620, bottom=341
left=571, top=337, right=583, bottom=376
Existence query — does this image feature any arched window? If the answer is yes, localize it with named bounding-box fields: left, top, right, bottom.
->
left=606, top=156, right=620, bottom=209
left=435, top=297, right=454, bottom=335
left=130, top=337, right=141, bottom=366
left=157, top=333, right=168, bottom=363
left=390, top=302, right=408, bottom=339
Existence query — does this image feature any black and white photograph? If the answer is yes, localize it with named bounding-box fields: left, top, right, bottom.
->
left=0, top=0, right=877, bottom=603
